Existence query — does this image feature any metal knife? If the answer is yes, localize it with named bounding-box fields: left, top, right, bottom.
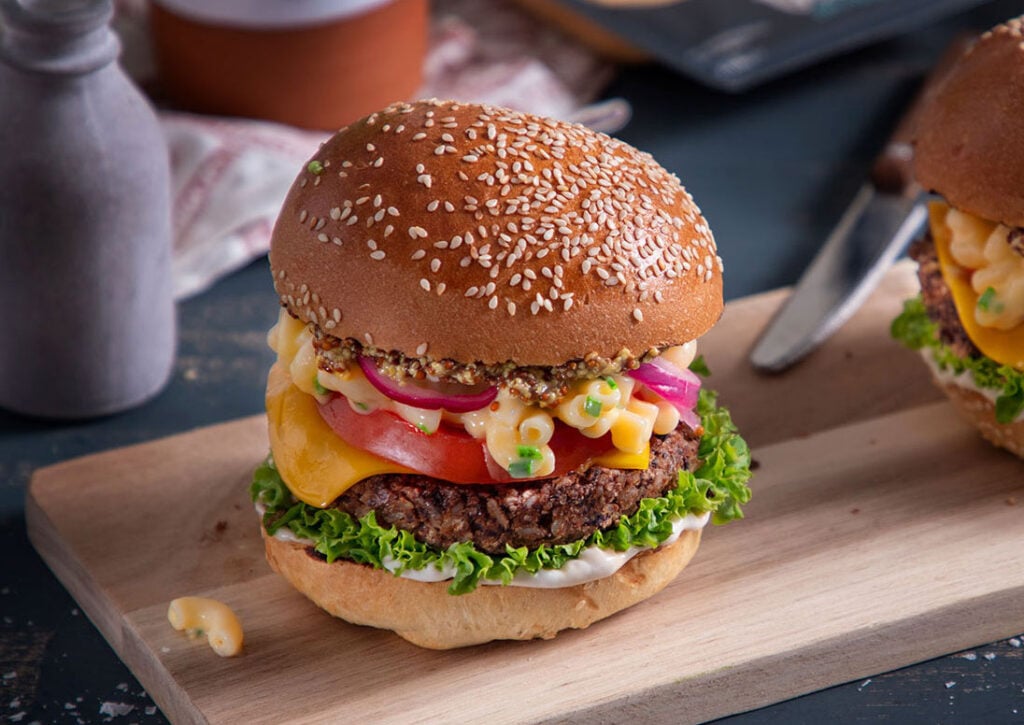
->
left=749, top=37, right=972, bottom=373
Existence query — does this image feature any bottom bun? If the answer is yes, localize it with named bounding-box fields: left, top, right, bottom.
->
left=262, top=528, right=702, bottom=649
left=937, top=379, right=1024, bottom=458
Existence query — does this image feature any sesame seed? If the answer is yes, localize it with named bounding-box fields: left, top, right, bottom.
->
left=356, top=196, right=369, bottom=205
left=299, top=210, right=308, bottom=223
left=370, top=250, right=386, bottom=260
left=387, top=206, right=400, bottom=217
left=413, top=132, right=427, bottom=141
left=416, top=342, right=428, bottom=356
left=419, top=278, right=431, bottom=292
left=326, top=100, right=716, bottom=315
left=633, top=308, right=644, bottom=322
left=317, top=233, right=328, bottom=242
left=411, top=249, right=426, bottom=260
left=430, top=258, right=441, bottom=273
left=373, top=157, right=384, bottom=168
left=409, top=226, right=428, bottom=239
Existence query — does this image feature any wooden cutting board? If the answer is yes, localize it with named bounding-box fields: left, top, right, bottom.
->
left=26, top=261, right=1024, bottom=725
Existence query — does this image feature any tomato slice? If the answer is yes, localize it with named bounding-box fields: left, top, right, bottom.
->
left=317, top=394, right=613, bottom=484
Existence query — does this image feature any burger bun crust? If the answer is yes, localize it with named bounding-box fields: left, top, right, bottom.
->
left=269, top=99, right=723, bottom=365
left=262, top=527, right=702, bottom=649
left=936, top=379, right=1024, bottom=458
left=914, top=18, right=1024, bottom=227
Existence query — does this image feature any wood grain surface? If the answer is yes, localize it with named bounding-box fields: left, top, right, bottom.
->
left=25, top=261, right=1024, bottom=724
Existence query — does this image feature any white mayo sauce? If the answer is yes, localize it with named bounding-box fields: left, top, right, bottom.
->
left=920, top=350, right=1024, bottom=423
left=254, top=501, right=709, bottom=589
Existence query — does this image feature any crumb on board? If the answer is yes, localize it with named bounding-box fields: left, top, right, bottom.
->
left=99, top=701, right=135, bottom=718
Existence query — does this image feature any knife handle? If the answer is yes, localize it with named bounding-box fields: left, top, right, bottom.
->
left=869, top=34, right=975, bottom=196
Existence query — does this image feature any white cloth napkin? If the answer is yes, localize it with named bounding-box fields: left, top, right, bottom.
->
left=138, top=0, right=629, bottom=299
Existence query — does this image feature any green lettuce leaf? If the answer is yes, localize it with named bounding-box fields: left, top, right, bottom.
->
left=891, top=296, right=1024, bottom=424
left=251, top=383, right=752, bottom=595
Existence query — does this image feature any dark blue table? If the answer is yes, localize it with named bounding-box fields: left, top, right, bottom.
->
left=2, top=2, right=1022, bottom=722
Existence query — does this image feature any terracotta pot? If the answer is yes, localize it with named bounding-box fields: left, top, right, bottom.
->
left=150, top=0, right=427, bottom=130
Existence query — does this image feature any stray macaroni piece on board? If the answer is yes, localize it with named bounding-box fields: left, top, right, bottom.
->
left=167, top=597, right=244, bottom=657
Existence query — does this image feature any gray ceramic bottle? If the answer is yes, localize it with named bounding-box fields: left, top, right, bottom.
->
left=0, top=0, right=175, bottom=418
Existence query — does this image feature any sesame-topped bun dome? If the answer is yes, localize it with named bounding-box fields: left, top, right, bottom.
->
left=269, top=99, right=723, bottom=365
left=914, top=18, right=1024, bottom=227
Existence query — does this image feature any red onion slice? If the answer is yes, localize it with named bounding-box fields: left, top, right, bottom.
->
left=357, top=356, right=498, bottom=413
left=628, top=357, right=702, bottom=426
left=677, top=406, right=701, bottom=431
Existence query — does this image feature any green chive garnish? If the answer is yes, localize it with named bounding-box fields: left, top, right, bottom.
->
left=415, top=422, right=435, bottom=435
left=977, top=286, right=1003, bottom=313
left=307, top=160, right=324, bottom=175
left=312, top=376, right=328, bottom=396
left=355, top=402, right=369, bottom=411
left=508, top=459, right=535, bottom=478
left=584, top=395, right=602, bottom=418
left=604, top=376, right=618, bottom=390
left=516, top=445, right=542, bottom=460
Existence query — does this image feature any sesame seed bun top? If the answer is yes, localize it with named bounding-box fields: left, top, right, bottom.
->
left=269, top=99, right=723, bottom=365
left=914, top=18, right=1024, bottom=227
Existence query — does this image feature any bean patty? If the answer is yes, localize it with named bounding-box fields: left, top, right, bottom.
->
left=910, top=234, right=980, bottom=358
left=332, top=423, right=702, bottom=554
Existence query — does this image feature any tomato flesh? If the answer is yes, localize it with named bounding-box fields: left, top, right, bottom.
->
left=317, top=394, right=613, bottom=484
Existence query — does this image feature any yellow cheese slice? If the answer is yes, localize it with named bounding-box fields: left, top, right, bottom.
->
left=931, top=201, right=1024, bottom=370
left=267, top=363, right=411, bottom=507
left=592, top=445, right=650, bottom=470
left=267, top=364, right=654, bottom=507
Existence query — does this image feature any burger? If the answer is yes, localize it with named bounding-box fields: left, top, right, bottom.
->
left=250, top=98, right=752, bottom=649
left=892, top=18, right=1024, bottom=457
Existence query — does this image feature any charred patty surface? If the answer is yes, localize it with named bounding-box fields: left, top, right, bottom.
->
left=333, top=423, right=702, bottom=554
left=910, top=234, right=980, bottom=359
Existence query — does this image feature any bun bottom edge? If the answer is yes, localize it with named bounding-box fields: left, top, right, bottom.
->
left=933, top=376, right=1024, bottom=458
left=261, top=527, right=702, bottom=649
